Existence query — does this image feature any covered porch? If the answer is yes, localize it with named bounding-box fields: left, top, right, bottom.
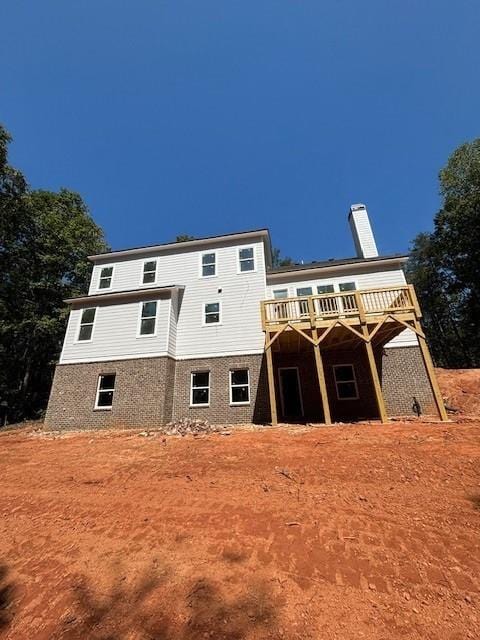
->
left=260, top=285, right=448, bottom=424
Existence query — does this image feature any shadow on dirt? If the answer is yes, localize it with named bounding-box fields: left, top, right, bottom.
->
left=468, top=493, right=480, bottom=510
left=60, top=564, right=278, bottom=640
left=0, top=564, right=15, bottom=630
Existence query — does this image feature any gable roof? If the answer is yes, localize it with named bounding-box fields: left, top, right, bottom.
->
left=267, top=253, right=408, bottom=278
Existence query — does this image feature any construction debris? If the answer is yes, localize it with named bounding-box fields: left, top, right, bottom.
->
left=163, top=417, right=228, bottom=436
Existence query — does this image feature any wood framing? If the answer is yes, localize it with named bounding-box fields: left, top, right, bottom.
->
left=361, top=325, right=388, bottom=423
left=312, top=327, right=331, bottom=425
left=413, top=318, right=449, bottom=422
left=264, top=332, right=278, bottom=426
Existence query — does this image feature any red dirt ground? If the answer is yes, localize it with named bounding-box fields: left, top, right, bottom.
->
left=437, top=368, right=480, bottom=417
left=1, top=418, right=479, bottom=639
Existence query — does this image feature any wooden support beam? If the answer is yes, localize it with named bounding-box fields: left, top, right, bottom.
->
left=264, top=333, right=278, bottom=426
left=361, top=325, right=388, bottom=423
left=413, top=318, right=449, bottom=422
left=312, top=328, right=331, bottom=425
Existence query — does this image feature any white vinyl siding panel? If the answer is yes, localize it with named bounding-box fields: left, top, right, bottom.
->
left=60, top=299, right=170, bottom=363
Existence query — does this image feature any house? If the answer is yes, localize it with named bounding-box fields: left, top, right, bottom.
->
left=45, top=204, right=447, bottom=430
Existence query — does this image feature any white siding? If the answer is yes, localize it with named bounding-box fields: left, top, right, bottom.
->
left=64, top=237, right=267, bottom=362
left=349, top=207, right=379, bottom=258
left=266, top=265, right=417, bottom=347
left=60, top=298, right=171, bottom=363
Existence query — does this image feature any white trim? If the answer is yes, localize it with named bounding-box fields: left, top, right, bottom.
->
left=229, top=368, right=250, bottom=406
left=278, top=367, right=304, bottom=417
left=202, top=301, right=222, bottom=326
left=332, top=364, right=359, bottom=400
left=136, top=300, right=159, bottom=338
left=199, top=250, right=217, bottom=278
left=59, top=349, right=264, bottom=365
left=190, top=370, right=210, bottom=407
left=383, top=339, right=419, bottom=348
left=94, top=373, right=116, bottom=410
left=165, top=297, right=172, bottom=354
left=75, top=307, right=97, bottom=343
left=140, top=258, right=158, bottom=286
left=97, top=265, right=114, bottom=291
left=237, top=245, right=257, bottom=274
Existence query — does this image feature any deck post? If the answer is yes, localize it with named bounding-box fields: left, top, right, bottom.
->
left=413, top=319, right=448, bottom=422
left=361, top=325, right=388, bottom=423
left=264, top=332, right=278, bottom=426
left=312, top=327, right=331, bottom=425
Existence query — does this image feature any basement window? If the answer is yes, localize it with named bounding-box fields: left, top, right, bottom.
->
left=201, top=252, right=216, bottom=277
left=230, top=369, right=250, bottom=405
left=191, top=371, right=210, bottom=406
left=238, top=247, right=255, bottom=272
left=138, top=301, right=158, bottom=336
left=95, top=373, right=116, bottom=410
left=142, top=260, right=157, bottom=284
left=99, top=266, right=113, bottom=289
left=77, top=308, right=96, bottom=341
left=204, top=302, right=221, bottom=324
left=333, top=365, right=359, bottom=400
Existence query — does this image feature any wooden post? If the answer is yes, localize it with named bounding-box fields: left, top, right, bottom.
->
left=312, top=329, right=331, bottom=425
left=265, top=332, right=278, bottom=426
left=362, top=325, right=388, bottom=423
left=413, top=318, right=449, bottom=422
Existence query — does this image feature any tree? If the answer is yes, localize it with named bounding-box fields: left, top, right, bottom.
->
left=408, top=139, right=480, bottom=367
left=271, top=247, right=294, bottom=268
left=0, top=125, right=108, bottom=421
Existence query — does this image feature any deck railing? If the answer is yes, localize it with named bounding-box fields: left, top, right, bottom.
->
left=261, top=285, right=419, bottom=329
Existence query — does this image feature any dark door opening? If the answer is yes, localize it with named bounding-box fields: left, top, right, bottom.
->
left=279, top=367, right=304, bottom=420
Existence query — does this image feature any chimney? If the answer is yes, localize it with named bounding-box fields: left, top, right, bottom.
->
left=348, top=203, right=379, bottom=258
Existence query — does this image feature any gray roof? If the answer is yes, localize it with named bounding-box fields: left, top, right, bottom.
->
left=267, top=253, right=408, bottom=275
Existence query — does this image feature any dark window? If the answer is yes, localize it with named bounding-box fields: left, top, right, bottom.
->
left=339, top=282, right=356, bottom=292
left=296, top=287, right=312, bottom=296
left=317, top=284, right=335, bottom=294
left=99, top=266, right=113, bottom=289
left=78, top=308, right=96, bottom=341
left=96, top=373, right=116, bottom=408
left=191, top=371, right=210, bottom=405
left=239, top=247, right=255, bottom=272
left=139, top=301, right=157, bottom=335
left=230, top=369, right=250, bottom=404
left=204, top=302, right=220, bottom=324
left=333, top=365, right=358, bottom=400
left=202, top=253, right=216, bottom=277
left=273, top=289, right=288, bottom=299
left=143, top=260, right=157, bottom=284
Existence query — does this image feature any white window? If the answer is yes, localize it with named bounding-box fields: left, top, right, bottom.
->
left=98, top=266, right=113, bottom=289
left=138, top=301, right=157, bottom=336
left=317, top=284, right=335, bottom=294
left=238, top=247, right=255, bottom=272
left=333, top=365, right=359, bottom=400
left=273, top=289, right=288, bottom=299
left=142, top=260, right=157, bottom=284
left=191, top=371, right=210, bottom=406
left=339, top=282, right=356, bottom=292
left=230, top=369, right=250, bottom=405
left=77, top=308, right=96, bottom=341
left=203, top=302, right=221, bottom=324
left=95, top=373, right=116, bottom=410
left=201, top=252, right=216, bottom=277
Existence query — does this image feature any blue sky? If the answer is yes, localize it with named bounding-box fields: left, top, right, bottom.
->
left=2, top=1, right=479, bottom=262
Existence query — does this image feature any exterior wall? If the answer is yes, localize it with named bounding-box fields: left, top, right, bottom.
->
left=45, top=357, right=175, bottom=430
left=172, top=354, right=270, bottom=424
left=380, top=345, right=437, bottom=416
left=45, top=354, right=270, bottom=430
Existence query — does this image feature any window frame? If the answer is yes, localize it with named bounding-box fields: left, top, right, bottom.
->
left=338, top=281, right=357, bottom=292
left=202, top=301, right=222, bottom=326
left=141, top=258, right=158, bottom=286
left=229, top=368, right=250, bottom=406
left=317, top=283, right=335, bottom=295
left=98, top=265, right=114, bottom=290
left=136, top=300, right=159, bottom=338
left=94, top=373, right=116, bottom=410
left=273, top=289, right=289, bottom=299
left=76, top=307, right=97, bottom=343
left=190, top=370, right=210, bottom=407
left=237, top=245, right=256, bottom=274
left=333, top=364, right=359, bottom=401
left=199, top=251, right=217, bottom=278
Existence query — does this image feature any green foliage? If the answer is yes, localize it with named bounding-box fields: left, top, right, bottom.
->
left=408, top=139, right=480, bottom=367
left=271, top=247, right=294, bottom=268
left=0, top=125, right=108, bottom=421
left=175, top=234, right=195, bottom=242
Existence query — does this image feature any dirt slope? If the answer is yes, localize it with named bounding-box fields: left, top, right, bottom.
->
left=1, top=421, right=479, bottom=639
left=436, top=368, right=480, bottom=416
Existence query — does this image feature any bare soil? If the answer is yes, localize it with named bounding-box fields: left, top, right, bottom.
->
left=1, top=417, right=479, bottom=639
left=437, top=368, right=480, bottom=417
